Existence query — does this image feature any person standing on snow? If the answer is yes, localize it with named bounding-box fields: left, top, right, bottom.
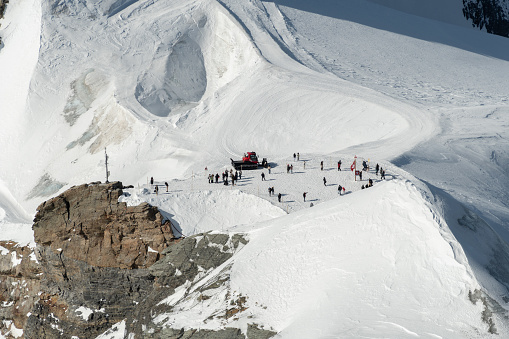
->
left=338, top=184, right=342, bottom=195
left=150, top=177, right=154, bottom=186
left=297, top=152, right=300, bottom=161
left=278, top=193, right=282, bottom=203
left=338, top=160, right=342, bottom=171
left=293, top=153, right=296, bottom=161
left=320, top=161, right=324, bottom=171
left=323, top=177, right=327, bottom=186
left=261, top=172, right=266, bottom=181
left=376, top=164, right=380, bottom=176
left=215, top=173, right=219, bottom=183
left=359, top=171, right=362, bottom=181
left=303, top=192, right=307, bottom=202
left=165, top=182, right=169, bottom=192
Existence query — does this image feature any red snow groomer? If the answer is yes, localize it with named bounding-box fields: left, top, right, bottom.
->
left=231, top=152, right=267, bottom=170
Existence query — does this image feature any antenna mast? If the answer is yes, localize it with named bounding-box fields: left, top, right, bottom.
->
left=105, top=148, right=110, bottom=183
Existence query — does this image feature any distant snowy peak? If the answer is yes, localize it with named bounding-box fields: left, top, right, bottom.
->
left=463, top=0, right=509, bottom=37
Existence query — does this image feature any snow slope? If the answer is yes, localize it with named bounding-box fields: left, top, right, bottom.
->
left=131, top=178, right=488, bottom=338
left=1, top=0, right=509, bottom=337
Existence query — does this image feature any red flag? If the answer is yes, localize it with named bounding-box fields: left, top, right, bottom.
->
left=350, top=162, right=355, bottom=171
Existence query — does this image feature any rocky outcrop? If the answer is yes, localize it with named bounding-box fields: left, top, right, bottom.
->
left=0, top=0, right=8, bottom=20
left=0, top=182, right=275, bottom=338
left=463, top=0, right=509, bottom=38
left=0, top=241, right=41, bottom=337
left=25, top=229, right=254, bottom=338
left=33, top=181, right=175, bottom=269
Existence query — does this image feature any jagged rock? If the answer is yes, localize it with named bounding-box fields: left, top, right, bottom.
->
left=145, top=327, right=245, bottom=339
left=33, top=181, right=176, bottom=269
left=247, top=324, right=278, bottom=339
left=0, top=242, right=41, bottom=336
left=0, top=0, right=8, bottom=20
left=0, top=182, right=273, bottom=339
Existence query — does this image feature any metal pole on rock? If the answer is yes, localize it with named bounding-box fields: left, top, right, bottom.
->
left=105, top=148, right=110, bottom=183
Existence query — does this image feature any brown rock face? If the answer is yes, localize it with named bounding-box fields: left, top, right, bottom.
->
left=0, top=241, right=41, bottom=336
left=32, top=181, right=175, bottom=269
left=1, top=181, right=271, bottom=339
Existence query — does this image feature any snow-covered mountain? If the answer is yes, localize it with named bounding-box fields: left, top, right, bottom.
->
left=1, top=0, right=509, bottom=337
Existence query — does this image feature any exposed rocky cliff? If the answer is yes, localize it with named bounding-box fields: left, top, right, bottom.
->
left=0, top=182, right=275, bottom=338
left=463, top=0, right=509, bottom=38
left=32, top=181, right=175, bottom=269
left=0, top=241, right=40, bottom=337
left=0, top=0, right=8, bottom=20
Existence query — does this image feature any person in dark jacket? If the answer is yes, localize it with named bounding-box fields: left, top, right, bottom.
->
left=323, top=177, right=327, bottom=186
left=278, top=193, right=282, bottom=202
left=338, top=184, right=342, bottom=195
left=303, top=192, right=307, bottom=202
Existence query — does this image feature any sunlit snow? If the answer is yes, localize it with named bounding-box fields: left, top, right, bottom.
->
left=1, top=0, right=509, bottom=337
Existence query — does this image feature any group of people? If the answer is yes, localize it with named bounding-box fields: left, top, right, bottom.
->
left=203, top=169, right=245, bottom=186
left=149, top=155, right=388, bottom=211
left=361, top=178, right=374, bottom=189
left=375, top=163, right=386, bottom=180
left=150, top=177, right=169, bottom=195
left=220, top=169, right=242, bottom=186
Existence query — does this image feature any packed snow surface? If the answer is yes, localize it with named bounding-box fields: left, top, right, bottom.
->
left=1, top=0, right=509, bottom=337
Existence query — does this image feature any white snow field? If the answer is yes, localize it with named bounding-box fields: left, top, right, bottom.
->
left=1, top=0, right=509, bottom=337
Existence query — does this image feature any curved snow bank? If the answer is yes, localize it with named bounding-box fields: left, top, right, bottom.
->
left=0, top=180, right=34, bottom=246
left=120, top=188, right=286, bottom=236
left=227, top=179, right=487, bottom=338
left=198, top=72, right=418, bottom=159
left=0, top=179, right=32, bottom=224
